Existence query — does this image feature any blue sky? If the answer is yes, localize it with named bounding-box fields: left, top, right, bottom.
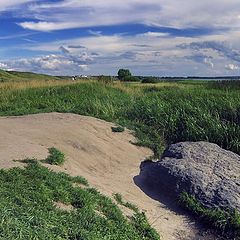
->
left=1, top=0, right=240, bottom=76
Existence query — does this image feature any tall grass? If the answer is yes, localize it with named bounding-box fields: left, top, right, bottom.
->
left=209, top=80, right=240, bottom=90
left=0, top=81, right=239, bottom=157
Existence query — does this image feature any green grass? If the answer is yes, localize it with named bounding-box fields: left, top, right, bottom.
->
left=0, top=69, right=62, bottom=82
left=179, top=192, right=240, bottom=239
left=0, top=160, right=160, bottom=239
left=113, top=193, right=139, bottom=213
left=0, top=81, right=239, bottom=157
left=112, top=126, right=125, bottom=133
left=46, top=148, right=65, bottom=165
left=71, top=176, right=89, bottom=186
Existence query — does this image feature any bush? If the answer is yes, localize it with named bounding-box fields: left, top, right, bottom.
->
left=46, top=148, right=65, bottom=165
left=142, top=77, right=159, bottom=84
left=123, top=76, right=140, bottom=82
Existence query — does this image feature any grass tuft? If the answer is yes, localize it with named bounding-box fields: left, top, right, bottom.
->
left=46, top=147, right=65, bottom=165
left=179, top=192, right=240, bottom=238
left=71, top=176, right=89, bottom=186
left=111, top=126, right=125, bottom=133
left=113, top=193, right=139, bottom=213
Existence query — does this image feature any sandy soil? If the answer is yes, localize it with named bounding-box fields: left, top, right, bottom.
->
left=0, top=112, right=217, bottom=240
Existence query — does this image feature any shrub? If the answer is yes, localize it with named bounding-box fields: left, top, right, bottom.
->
left=123, top=76, right=140, bottom=82
left=142, top=77, right=159, bottom=84
left=46, top=147, right=65, bottom=165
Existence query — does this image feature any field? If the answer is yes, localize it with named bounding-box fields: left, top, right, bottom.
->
left=0, top=77, right=239, bottom=238
left=0, top=79, right=239, bottom=157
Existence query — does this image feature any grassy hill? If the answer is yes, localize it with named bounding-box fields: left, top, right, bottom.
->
left=0, top=69, right=64, bottom=82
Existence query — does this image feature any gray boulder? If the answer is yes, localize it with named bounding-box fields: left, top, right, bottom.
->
left=142, top=142, right=240, bottom=211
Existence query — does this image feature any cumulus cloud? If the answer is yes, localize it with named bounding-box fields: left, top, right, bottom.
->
left=225, top=64, right=239, bottom=70
left=68, top=45, right=85, bottom=49
left=0, top=46, right=96, bottom=75
left=16, top=0, right=240, bottom=32
left=0, top=62, right=9, bottom=70
left=9, top=30, right=238, bottom=75
left=186, top=54, right=214, bottom=68
left=2, top=0, right=240, bottom=76
left=178, top=41, right=240, bottom=63
left=203, top=58, right=214, bottom=68
left=0, top=0, right=32, bottom=12
left=59, top=46, right=70, bottom=54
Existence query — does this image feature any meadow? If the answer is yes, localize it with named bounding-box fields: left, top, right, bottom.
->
left=0, top=79, right=239, bottom=158
left=0, top=78, right=239, bottom=238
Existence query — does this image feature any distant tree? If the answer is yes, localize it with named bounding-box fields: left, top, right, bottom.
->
left=118, top=69, right=132, bottom=80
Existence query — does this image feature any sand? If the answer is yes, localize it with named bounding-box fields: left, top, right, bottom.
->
left=0, top=112, right=217, bottom=240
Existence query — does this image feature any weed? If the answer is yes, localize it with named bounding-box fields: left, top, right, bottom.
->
left=113, top=193, right=139, bottom=213
left=71, top=176, right=89, bottom=186
left=46, top=147, right=65, bottom=165
left=112, top=126, right=125, bottom=132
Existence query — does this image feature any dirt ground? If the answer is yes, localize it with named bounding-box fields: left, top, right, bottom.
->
left=0, top=112, right=217, bottom=240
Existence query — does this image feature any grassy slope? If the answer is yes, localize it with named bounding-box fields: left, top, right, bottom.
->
left=0, top=161, right=159, bottom=240
left=0, top=69, right=63, bottom=82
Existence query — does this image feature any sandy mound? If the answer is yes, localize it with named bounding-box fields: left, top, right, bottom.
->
left=0, top=113, right=216, bottom=240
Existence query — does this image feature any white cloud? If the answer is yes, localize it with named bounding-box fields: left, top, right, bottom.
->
left=0, top=0, right=32, bottom=12
left=2, top=1, right=240, bottom=76
left=225, top=63, right=239, bottom=70
left=0, top=62, right=9, bottom=69
left=0, top=49, right=95, bottom=75
left=17, top=0, right=240, bottom=31
left=138, top=32, right=169, bottom=37
left=203, top=58, right=214, bottom=68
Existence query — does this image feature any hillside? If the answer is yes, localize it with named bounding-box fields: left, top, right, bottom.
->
left=0, top=69, right=63, bottom=82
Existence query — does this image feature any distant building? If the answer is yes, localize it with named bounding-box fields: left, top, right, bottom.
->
left=71, top=75, right=89, bottom=80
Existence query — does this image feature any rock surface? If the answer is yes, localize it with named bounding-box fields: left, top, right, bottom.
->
left=141, top=142, right=240, bottom=211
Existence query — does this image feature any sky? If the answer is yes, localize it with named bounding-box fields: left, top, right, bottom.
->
left=1, top=0, right=240, bottom=76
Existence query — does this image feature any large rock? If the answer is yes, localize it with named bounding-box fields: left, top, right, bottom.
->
left=141, top=142, right=240, bottom=211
